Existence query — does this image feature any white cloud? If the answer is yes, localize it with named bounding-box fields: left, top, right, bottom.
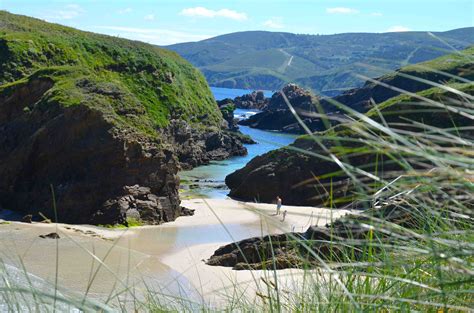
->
left=96, top=26, right=213, bottom=45
left=117, top=8, right=132, bottom=14
left=263, top=18, right=284, bottom=29
left=180, top=7, right=247, bottom=21
left=371, top=12, right=383, bottom=17
left=326, top=7, right=359, bottom=14
left=387, top=25, right=411, bottom=32
left=144, top=14, right=155, bottom=21
left=43, top=4, right=85, bottom=20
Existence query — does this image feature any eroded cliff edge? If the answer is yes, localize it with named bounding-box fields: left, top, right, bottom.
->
left=0, top=12, right=247, bottom=225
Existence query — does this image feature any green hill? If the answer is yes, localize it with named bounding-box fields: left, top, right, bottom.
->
left=0, top=11, right=241, bottom=225
left=167, top=28, right=474, bottom=95
left=0, top=11, right=222, bottom=134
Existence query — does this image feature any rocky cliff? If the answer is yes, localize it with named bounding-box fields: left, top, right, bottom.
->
left=163, top=119, right=248, bottom=169
left=239, top=84, right=323, bottom=133
left=228, top=90, right=269, bottom=110
left=226, top=80, right=474, bottom=206
left=0, top=12, right=247, bottom=225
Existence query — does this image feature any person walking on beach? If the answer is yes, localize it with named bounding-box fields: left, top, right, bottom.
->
left=276, top=196, right=282, bottom=215
left=281, top=210, right=287, bottom=222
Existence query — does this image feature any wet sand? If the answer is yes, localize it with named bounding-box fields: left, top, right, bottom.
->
left=0, top=199, right=352, bottom=307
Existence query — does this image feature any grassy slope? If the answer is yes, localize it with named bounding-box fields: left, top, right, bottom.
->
left=322, top=45, right=474, bottom=112
left=0, top=11, right=222, bottom=138
left=227, top=47, right=474, bottom=207
left=167, top=28, right=474, bottom=94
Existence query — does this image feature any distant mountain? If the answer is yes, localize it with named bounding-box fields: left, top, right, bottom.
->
left=167, top=28, right=474, bottom=96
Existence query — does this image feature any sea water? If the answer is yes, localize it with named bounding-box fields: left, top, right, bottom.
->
left=180, top=87, right=297, bottom=198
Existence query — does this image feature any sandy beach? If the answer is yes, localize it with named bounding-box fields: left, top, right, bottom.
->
left=0, top=198, right=352, bottom=307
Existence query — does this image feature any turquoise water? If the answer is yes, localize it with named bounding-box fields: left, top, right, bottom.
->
left=210, top=86, right=274, bottom=100
left=180, top=87, right=297, bottom=198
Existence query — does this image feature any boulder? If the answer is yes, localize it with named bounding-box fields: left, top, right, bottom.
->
left=21, top=214, right=33, bottom=223
left=232, top=91, right=269, bottom=110
left=39, top=232, right=60, bottom=239
left=266, top=84, right=318, bottom=112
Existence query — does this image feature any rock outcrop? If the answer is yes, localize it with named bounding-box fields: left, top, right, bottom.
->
left=0, top=12, right=249, bottom=225
left=266, top=84, right=318, bottom=112
left=208, top=187, right=474, bottom=270
left=238, top=84, right=322, bottom=132
left=0, top=78, right=181, bottom=224
left=164, top=119, right=248, bottom=170
left=218, top=102, right=239, bottom=131
left=39, top=233, right=61, bottom=239
left=216, top=91, right=269, bottom=111
left=234, top=91, right=269, bottom=110
left=226, top=81, right=474, bottom=206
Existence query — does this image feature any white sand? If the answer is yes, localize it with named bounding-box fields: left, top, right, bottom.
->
left=0, top=198, right=353, bottom=306
left=158, top=198, right=352, bottom=304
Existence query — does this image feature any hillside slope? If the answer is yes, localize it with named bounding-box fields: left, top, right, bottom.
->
left=0, top=12, right=245, bottom=225
left=226, top=48, right=474, bottom=205
left=239, top=46, right=474, bottom=133
left=167, top=28, right=474, bottom=95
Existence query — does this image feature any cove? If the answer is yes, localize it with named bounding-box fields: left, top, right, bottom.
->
left=179, top=87, right=297, bottom=198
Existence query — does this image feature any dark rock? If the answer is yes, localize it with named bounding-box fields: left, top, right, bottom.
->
left=206, top=232, right=308, bottom=270
left=218, top=91, right=270, bottom=111
left=164, top=119, right=249, bottom=170
left=181, top=207, right=195, bottom=216
left=207, top=197, right=447, bottom=270
left=219, top=103, right=238, bottom=131
left=39, top=232, right=60, bottom=239
left=21, top=214, right=33, bottom=223
left=0, top=78, right=180, bottom=226
left=123, top=185, right=151, bottom=198
left=216, top=98, right=234, bottom=107
left=0, top=77, right=251, bottom=226
left=238, top=109, right=331, bottom=133
left=233, top=91, right=269, bottom=110
left=266, top=84, right=318, bottom=112
left=236, top=84, right=328, bottom=133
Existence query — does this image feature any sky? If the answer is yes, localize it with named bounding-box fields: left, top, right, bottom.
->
left=1, top=0, right=472, bottom=45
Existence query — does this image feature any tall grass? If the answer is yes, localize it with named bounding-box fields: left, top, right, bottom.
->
left=0, top=49, right=473, bottom=312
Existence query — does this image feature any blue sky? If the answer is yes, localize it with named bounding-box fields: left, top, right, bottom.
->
left=1, top=0, right=472, bottom=45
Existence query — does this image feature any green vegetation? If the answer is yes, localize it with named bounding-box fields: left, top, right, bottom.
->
left=168, top=28, right=474, bottom=94
left=2, top=54, right=472, bottom=312
left=0, top=11, right=472, bottom=312
left=99, top=217, right=144, bottom=229
left=0, top=11, right=222, bottom=138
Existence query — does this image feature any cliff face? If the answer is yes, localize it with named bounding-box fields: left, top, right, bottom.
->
left=0, top=76, right=180, bottom=224
left=163, top=119, right=247, bottom=169
left=0, top=12, right=245, bottom=225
